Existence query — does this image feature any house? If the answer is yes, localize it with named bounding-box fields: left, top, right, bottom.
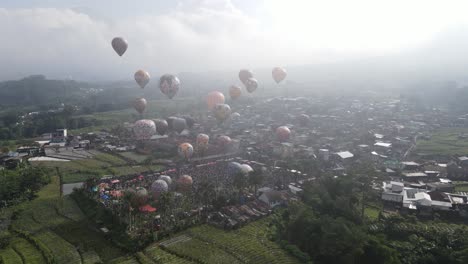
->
left=259, top=190, right=287, bottom=208
left=401, top=161, right=421, bottom=170
left=335, top=151, right=354, bottom=160
left=426, top=182, right=455, bottom=193
left=402, top=172, right=428, bottom=182
left=382, top=181, right=404, bottom=203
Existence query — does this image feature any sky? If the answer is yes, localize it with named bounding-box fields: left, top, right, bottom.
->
left=2, top=0, right=468, bottom=81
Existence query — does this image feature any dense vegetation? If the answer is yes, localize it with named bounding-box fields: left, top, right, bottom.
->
left=0, top=165, right=50, bottom=207
left=271, top=166, right=468, bottom=264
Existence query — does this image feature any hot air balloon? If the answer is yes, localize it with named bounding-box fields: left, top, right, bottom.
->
left=229, top=85, right=242, bottom=100
left=227, top=162, right=243, bottom=177
left=159, top=74, right=180, bottom=99
left=231, top=112, right=241, bottom=119
left=133, top=119, right=156, bottom=140
left=135, top=187, right=148, bottom=204
left=196, top=133, right=209, bottom=149
left=153, top=119, right=169, bottom=135
left=240, top=164, right=254, bottom=175
left=206, top=91, right=225, bottom=110
left=158, top=175, right=172, bottom=186
left=166, top=116, right=177, bottom=130
left=245, top=78, right=258, bottom=93
left=276, top=126, right=291, bottom=142
left=172, top=118, right=187, bottom=134
left=134, top=70, right=150, bottom=89
left=151, top=180, right=168, bottom=199
left=177, top=175, right=193, bottom=192
left=239, top=69, right=253, bottom=85
left=183, top=116, right=195, bottom=128
left=111, top=37, right=128, bottom=56
left=217, top=135, right=232, bottom=148
left=213, top=104, right=231, bottom=122
left=298, top=114, right=310, bottom=126
left=133, top=98, right=147, bottom=114
left=272, top=67, right=287, bottom=84
left=178, top=143, right=194, bottom=159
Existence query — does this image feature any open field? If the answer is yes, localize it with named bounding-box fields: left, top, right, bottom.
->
left=31, top=151, right=164, bottom=183
left=416, top=128, right=468, bottom=156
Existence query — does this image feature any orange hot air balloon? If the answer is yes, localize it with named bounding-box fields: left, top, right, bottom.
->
left=196, top=133, right=209, bottom=149
left=111, top=37, right=128, bottom=56
left=178, top=143, right=194, bottom=159
left=239, top=69, right=253, bottom=85
left=276, top=126, right=291, bottom=142
left=133, top=98, right=147, bottom=114
left=245, top=78, right=258, bottom=93
left=229, top=85, right=242, bottom=100
left=134, top=70, right=150, bottom=89
left=206, top=91, right=225, bottom=110
left=272, top=67, right=287, bottom=84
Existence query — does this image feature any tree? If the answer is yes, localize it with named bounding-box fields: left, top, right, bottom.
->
left=233, top=171, right=247, bottom=202
left=248, top=169, right=264, bottom=196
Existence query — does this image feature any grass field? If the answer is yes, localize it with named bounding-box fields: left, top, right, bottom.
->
left=416, top=128, right=468, bottom=156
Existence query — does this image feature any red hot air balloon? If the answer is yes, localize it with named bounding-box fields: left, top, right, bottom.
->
left=206, top=91, right=225, bottom=110
left=272, top=67, right=287, bottom=84
left=276, top=126, right=291, bottom=142
left=133, top=98, right=147, bottom=114
left=229, top=85, right=242, bottom=100
left=134, top=70, right=150, bottom=89
left=245, top=78, right=258, bottom=93
left=159, top=74, right=180, bottom=99
left=111, top=37, right=128, bottom=57
left=239, top=69, right=253, bottom=85
left=177, top=175, right=193, bottom=192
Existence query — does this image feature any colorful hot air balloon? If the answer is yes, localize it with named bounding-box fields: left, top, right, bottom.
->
left=229, top=85, right=242, bottom=100
left=151, top=180, right=168, bottom=199
left=172, top=118, right=187, bottom=134
left=196, top=133, right=209, bottom=149
left=272, top=67, right=287, bottom=84
left=111, top=37, right=128, bottom=56
left=239, top=69, right=253, bottom=85
left=158, top=175, right=172, bottom=186
left=159, top=74, right=180, bottom=99
left=206, top=91, right=225, bottom=110
left=133, top=119, right=156, bottom=140
left=245, top=78, right=258, bottom=93
left=133, top=98, right=147, bottom=114
left=178, top=143, right=194, bottom=159
left=153, top=119, right=169, bottom=135
left=276, top=126, right=291, bottom=142
left=134, top=70, right=150, bottom=89
left=213, top=103, right=231, bottom=122
left=217, top=135, right=232, bottom=148
left=177, top=175, right=193, bottom=192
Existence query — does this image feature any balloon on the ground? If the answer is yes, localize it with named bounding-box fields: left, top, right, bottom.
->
left=272, top=67, right=287, bottom=84
left=245, top=78, right=258, bottom=93
left=298, top=114, right=310, bottom=126
left=196, top=133, right=209, bottom=149
left=153, top=119, right=169, bottom=135
left=206, top=91, right=225, bottom=110
left=240, top=164, right=253, bottom=175
left=151, top=180, right=168, bottom=199
left=166, top=116, right=177, bottom=130
left=177, top=175, right=193, bottom=192
left=213, top=103, right=231, bottom=122
left=276, top=126, right=291, bottom=142
left=217, top=135, right=232, bottom=147
left=172, top=118, right=187, bottom=134
left=134, top=70, right=150, bottom=89
left=183, top=116, right=195, bottom=128
left=229, top=85, right=242, bottom=100
left=158, top=175, right=172, bottom=186
left=178, top=143, right=194, bottom=159
left=239, top=69, right=253, bottom=85
left=231, top=112, right=241, bottom=119
left=111, top=37, right=128, bottom=56
left=133, top=119, right=156, bottom=140
left=160, top=74, right=180, bottom=99
left=133, top=98, right=147, bottom=114
left=227, top=162, right=243, bottom=177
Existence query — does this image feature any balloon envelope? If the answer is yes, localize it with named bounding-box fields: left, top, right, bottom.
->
left=227, top=162, right=243, bottom=177
left=276, top=126, right=291, bottom=142
left=298, top=114, right=310, bottom=126
left=111, top=37, right=128, bottom=56
left=153, top=119, right=169, bottom=135
left=135, top=70, right=150, bottom=89
left=172, top=118, right=187, bottom=134
left=151, top=180, right=168, bottom=199
left=133, top=119, right=156, bottom=140
left=196, top=133, right=209, bottom=148
left=240, top=164, right=253, bottom=175
left=157, top=175, right=172, bottom=186
left=159, top=74, right=180, bottom=99
left=213, top=104, right=231, bottom=122
left=229, top=85, right=242, bottom=100
left=206, top=91, right=225, bottom=110
left=217, top=135, right=232, bottom=147
left=272, top=67, right=287, bottom=84
left=245, top=78, right=258, bottom=93
left=239, top=69, right=253, bottom=85
left=183, top=116, right=195, bottom=128
left=177, top=175, right=193, bottom=192
left=178, top=143, right=194, bottom=159
left=133, top=98, right=147, bottom=114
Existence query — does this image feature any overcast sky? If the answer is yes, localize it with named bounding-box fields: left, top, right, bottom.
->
left=2, top=0, right=468, bottom=81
